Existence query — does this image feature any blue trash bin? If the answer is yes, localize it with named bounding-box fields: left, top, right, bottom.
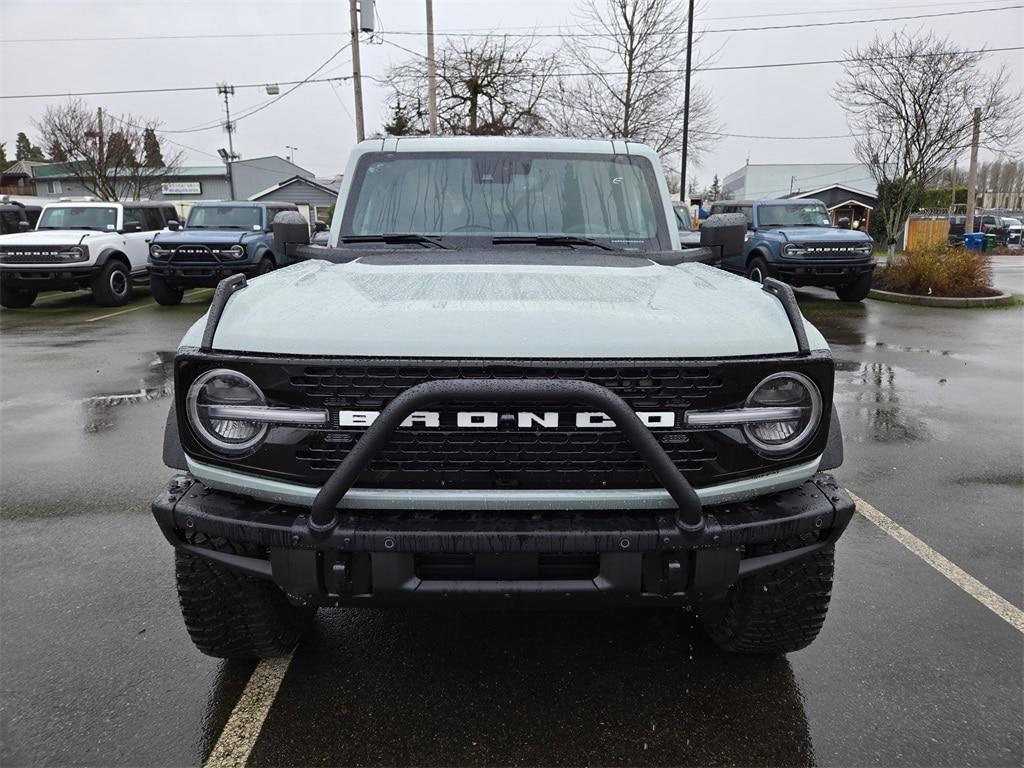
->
left=964, top=232, right=984, bottom=250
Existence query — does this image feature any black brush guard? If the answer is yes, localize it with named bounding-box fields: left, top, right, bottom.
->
left=306, top=378, right=704, bottom=539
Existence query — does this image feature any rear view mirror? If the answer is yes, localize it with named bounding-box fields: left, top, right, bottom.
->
left=700, top=213, right=748, bottom=261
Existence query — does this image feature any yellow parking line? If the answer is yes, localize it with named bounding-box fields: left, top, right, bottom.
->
left=852, top=493, right=1024, bottom=633
left=204, top=652, right=294, bottom=768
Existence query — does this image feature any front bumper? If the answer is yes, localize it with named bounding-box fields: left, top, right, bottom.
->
left=152, top=473, right=854, bottom=607
left=149, top=261, right=261, bottom=286
left=771, top=260, right=875, bottom=286
left=0, top=264, right=100, bottom=291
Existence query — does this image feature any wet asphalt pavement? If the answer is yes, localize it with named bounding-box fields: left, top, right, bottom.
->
left=1, top=270, right=1022, bottom=767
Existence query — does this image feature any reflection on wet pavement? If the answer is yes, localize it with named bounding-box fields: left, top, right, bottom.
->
left=82, top=352, right=175, bottom=433
left=249, top=609, right=815, bottom=768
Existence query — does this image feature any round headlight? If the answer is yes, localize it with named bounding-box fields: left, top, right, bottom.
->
left=150, top=244, right=164, bottom=258
left=228, top=244, right=245, bottom=258
left=67, top=246, right=86, bottom=261
left=743, top=372, right=822, bottom=456
left=186, top=369, right=267, bottom=454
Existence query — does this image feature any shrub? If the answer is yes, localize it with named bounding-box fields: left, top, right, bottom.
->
left=876, top=246, right=994, bottom=297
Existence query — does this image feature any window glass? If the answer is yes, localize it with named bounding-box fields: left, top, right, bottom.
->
left=739, top=206, right=753, bottom=225
left=0, top=208, right=26, bottom=234
left=186, top=206, right=263, bottom=229
left=163, top=207, right=179, bottom=225
left=122, top=207, right=145, bottom=231
left=755, top=204, right=830, bottom=228
left=143, top=207, right=165, bottom=231
left=37, top=206, right=118, bottom=231
left=342, top=152, right=669, bottom=249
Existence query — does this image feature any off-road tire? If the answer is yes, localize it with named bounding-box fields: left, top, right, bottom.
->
left=746, top=256, right=770, bottom=283
left=175, top=531, right=315, bottom=659
left=701, top=534, right=835, bottom=654
left=835, top=272, right=873, bottom=302
left=254, top=257, right=274, bottom=276
left=0, top=283, right=38, bottom=309
left=150, top=274, right=185, bottom=306
left=91, top=260, right=132, bottom=306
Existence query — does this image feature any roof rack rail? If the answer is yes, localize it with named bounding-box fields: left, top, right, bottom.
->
left=761, top=277, right=810, bottom=356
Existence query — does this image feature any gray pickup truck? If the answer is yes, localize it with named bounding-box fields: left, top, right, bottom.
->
left=153, top=137, right=853, bottom=660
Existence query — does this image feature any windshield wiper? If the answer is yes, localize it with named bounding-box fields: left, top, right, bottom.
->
left=340, top=234, right=450, bottom=249
left=491, top=235, right=615, bottom=251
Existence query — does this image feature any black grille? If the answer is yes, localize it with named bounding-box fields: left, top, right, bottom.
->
left=168, top=246, right=217, bottom=263
left=0, top=246, right=71, bottom=264
left=795, top=243, right=869, bottom=259
left=176, top=355, right=834, bottom=491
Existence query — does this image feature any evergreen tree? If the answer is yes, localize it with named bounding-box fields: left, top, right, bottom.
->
left=143, top=128, right=165, bottom=167
left=0, top=142, right=7, bottom=168
left=708, top=174, right=722, bottom=200
left=15, top=132, right=46, bottom=161
left=49, top=139, right=68, bottom=162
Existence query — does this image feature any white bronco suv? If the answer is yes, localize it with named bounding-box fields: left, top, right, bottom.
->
left=0, top=200, right=178, bottom=308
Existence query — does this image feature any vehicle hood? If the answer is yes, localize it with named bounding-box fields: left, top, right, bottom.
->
left=153, top=230, right=252, bottom=246
left=0, top=229, right=98, bottom=245
left=766, top=227, right=872, bottom=244
left=184, top=256, right=828, bottom=358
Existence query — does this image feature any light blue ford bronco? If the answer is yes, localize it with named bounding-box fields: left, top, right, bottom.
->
left=710, top=199, right=875, bottom=301
left=147, top=201, right=299, bottom=305
left=153, top=138, right=853, bottom=659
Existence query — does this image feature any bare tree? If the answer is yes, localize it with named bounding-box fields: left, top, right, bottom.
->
left=34, top=99, right=182, bottom=201
left=384, top=36, right=559, bottom=136
left=834, top=30, right=1022, bottom=252
left=551, top=0, right=719, bottom=171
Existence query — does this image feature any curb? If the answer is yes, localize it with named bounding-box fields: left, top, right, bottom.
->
left=868, top=289, right=1016, bottom=308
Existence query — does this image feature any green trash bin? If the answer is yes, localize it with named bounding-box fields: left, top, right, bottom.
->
left=983, top=233, right=998, bottom=251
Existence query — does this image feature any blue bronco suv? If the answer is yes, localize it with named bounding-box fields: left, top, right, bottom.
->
left=147, top=201, right=300, bottom=305
left=710, top=199, right=875, bottom=302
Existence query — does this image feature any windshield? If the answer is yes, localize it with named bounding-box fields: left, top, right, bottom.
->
left=342, top=152, right=669, bottom=250
left=758, top=203, right=832, bottom=228
left=673, top=204, right=693, bottom=231
left=1003, top=218, right=1022, bottom=227
left=37, top=206, right=118, bottom=231
left=187, top=206, right=264, bottom=230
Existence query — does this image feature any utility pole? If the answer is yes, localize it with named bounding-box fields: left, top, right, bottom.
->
left=95, top=107, right=107, bottom=199
left=349, top=0, right=366, bottom=142
left=425, top=0, right=439, bottom=134
left=678, top=0, right=695, bottom=201
left=965, top=106, right=982, bottom=235
left=950, top=158, right=958, bottom=214
left=217, top=83, right=239, bottom=199
left=286, top=145, right=298, bottom=164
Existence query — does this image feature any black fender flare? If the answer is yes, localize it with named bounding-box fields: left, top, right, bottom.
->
left=820, top=403, right=844, bottom=471
left=163, top=404, right=187, bottom=470
left=95, top=248, right=130, bottom=268
left=252, top=245, right=276, bottom=266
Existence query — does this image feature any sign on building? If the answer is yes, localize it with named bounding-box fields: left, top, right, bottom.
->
left=161, top=182, right=202, bottom=195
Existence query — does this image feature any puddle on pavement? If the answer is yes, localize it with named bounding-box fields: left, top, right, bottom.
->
left=82, top=351, right=175, bottom=433
left=834, top=360, right=933, bottom=443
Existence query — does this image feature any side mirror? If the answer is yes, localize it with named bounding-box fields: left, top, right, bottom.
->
left=273, top=210, right=310, bottom=257
left=18, top=220, right=30, bottom=232
left=167, top=220, right=180, bottom=231
left=314, top=221, right=328, bottom=233
left=700, top=213, right=747, bottom=261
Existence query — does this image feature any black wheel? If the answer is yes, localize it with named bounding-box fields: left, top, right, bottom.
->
left=835, top=271, right=873, bottom=302
left=700, top=534, right=835, bottom=654
left=746, top=256, right=769, bottom=283
left=254, top=257, right=274, bottom=276
left=175, top=532, right=315, bottom=659
left=0, top=283, right=38, bottom=309
left=149, top=274, right=184, bottom=306
left=91, top=260, right=132, bottom=306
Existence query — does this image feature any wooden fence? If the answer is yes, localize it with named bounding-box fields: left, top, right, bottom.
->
left=903, top=216, right=950, bottom=252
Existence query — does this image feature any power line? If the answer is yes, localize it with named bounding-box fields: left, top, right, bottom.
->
left=5, top=2, right=1020, bottom=44
left=5, top=43, right=1022, bottom=103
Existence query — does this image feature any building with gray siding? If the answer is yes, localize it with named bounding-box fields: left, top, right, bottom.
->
left=25, top=155, right=315, bottom=203
left=249, top=175, right=339, bottom=223
left=721, top=163, right=876, bottom=201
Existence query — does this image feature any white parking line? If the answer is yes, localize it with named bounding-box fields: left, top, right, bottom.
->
left=851, top=492, right=1024, bottom=633
left=84, top=289, right=213, bottom=323
left=204, top=652, right=295, bottom=768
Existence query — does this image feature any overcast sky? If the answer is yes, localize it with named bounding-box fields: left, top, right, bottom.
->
left=2, top=0, right=1022, bottom=185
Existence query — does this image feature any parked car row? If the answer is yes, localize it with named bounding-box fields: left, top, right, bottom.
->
left=0, top=199, right=320, bottom=308
left=947, top=213, right=1023, bottom=247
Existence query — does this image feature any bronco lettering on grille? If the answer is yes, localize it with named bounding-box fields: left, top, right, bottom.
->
left=338, top=410, right=677, bottom=429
